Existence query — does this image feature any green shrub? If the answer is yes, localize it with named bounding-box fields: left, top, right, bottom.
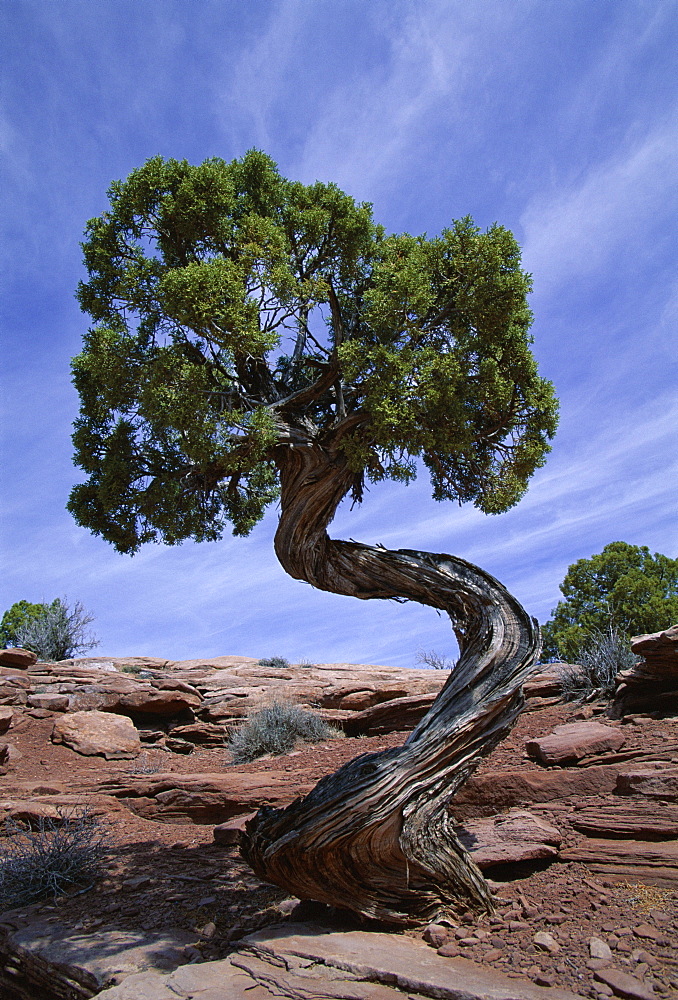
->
left=0, top=807, right=109, bottom=909
left=257, top=656, right=290, bottom=669
left=13, top=597, right=99, bottom=661
left=1, top=600, right=53, bottom=648
left=228, top=700, right=341, bottom=764
left=558, top=625, right=638, bottom=702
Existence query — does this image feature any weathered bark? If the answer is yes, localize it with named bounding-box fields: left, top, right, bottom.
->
left=240, top=435, right=540, bottom=926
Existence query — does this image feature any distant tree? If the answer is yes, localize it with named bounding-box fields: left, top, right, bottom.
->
left=70, top=151, right=558, bottom=925
left=542, top=541, right=678, bottom=662
left=0, top=600, right=52, bottom=648
left=13, top=598, right=99, bottom=662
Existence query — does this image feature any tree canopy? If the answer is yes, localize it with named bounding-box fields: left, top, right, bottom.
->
left=69, top=150, right=558, bottom=554
left=0, top=600, right=52, bottom=648
left=542, top=541, right=678, bottom=661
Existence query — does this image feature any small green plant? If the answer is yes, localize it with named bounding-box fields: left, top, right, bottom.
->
left=258, top=656, right=290, bottom=669
left=416, top=648, right=455, bottom=670
left=228, top=700, right=341, bottom=764
left=0, top=807, right=110, bottom=909
left=13, top=597, right=99, bottom=662
left=120, top=664, right=142, bottom=674
left=558, top=625, right=638, bottom=702
left=1, top=600, right=51, bottom=648
left=297, top=659, right=316, bottom=668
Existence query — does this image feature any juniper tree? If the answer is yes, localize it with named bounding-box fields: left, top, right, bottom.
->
left=70, top=151, right=558, bottom=924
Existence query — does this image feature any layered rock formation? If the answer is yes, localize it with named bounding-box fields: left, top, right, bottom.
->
left=611, top=624, right=678, bottom=717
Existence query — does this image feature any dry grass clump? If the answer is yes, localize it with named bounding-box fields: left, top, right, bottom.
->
left=0, top=807, right=109, bottom=909
left=228, top=700, right=341, bottom=764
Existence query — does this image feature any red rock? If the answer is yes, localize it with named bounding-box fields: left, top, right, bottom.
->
left=630, top=624, right=678, bottom=674
left=452, top=765, right=621, bottom=818
left=593, top=967, right=656, bottom=1000
left=167, top=721, right=226, bottom=745
left=51, top=710, right=141, bottom=759
left=0, top=706, right=13, bottom=733
left=533, top=931, right=560, bottom=954
left=632, top=924, right=666, bottom=943
left=570, top=802, right=678, bottom=839
left=423, top=923, right=450, bottom=948
left=213, top=811, right=258, bottom=844
left=100, top=771, right=315, bottom=824
left=436, top=941, right=461, bottom=957
left=455, top=809, right=562, bottom=867
left=523, top=666, right=566, bottom=699
left=616, top=768, right=678, bottom=802
left=27, top=693, right=70, bottom=711
left=560, top=838, right=678, bottom=883
left=525, top=722, right=625, bottom=766
left=0, top=648, right=37, bottom=668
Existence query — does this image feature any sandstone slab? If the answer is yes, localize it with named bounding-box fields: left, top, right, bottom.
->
left=242, top=923, right=587, bottom=999
left=51, top=710, right=141, bottom=759
left=560, top=837, right=678, bottom=883
left=525, top=721, right=625, bottom=766
left=523, top=665, right=566, bottom=699
left=0, top=920, right=195, bottom=1000
left=0, top=648, right=37, bottom=668
left=615, top=767, right=678, bottom=801
left=451, top=765, right=621, bottom=818
left=27, top=693, right=70, bottom=711
left=99, top=771, right=314, bottom=823
left=455, top=808, right=562, bottom=867
left=570, top=801, right=678, bottom=839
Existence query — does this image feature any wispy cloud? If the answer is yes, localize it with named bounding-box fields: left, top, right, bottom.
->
left=521, top=119, right=678, bottom=296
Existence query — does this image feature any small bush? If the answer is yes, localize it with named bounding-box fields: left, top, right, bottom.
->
left=14, top=597, right=99, bottom=661
left=0, top=807, right=109, bottom=909
left=416, top=648, right=455, bottom=670
left=258, top=656, right=290, bottom=669
left=228, top=700, right=341, bottom=764
left=558, top=625, right=638, bottom=702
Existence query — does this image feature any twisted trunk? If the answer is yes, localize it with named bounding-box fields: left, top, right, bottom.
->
left=240, top=435, right=540, bottom=926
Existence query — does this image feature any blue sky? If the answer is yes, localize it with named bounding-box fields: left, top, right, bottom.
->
left=1, top=0, right=676, bottom=667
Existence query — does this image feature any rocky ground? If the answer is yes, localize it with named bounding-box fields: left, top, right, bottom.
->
left=0, top=652, right=676, bottom=1000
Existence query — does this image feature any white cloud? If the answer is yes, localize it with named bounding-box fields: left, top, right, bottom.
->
left=521, top=119, right=678, bottom=295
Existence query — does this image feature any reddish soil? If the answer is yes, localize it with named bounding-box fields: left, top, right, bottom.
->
left=2, top=704, right=677, bottom=999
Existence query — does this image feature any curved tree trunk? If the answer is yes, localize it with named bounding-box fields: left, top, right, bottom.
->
left=240, top=434, right=540, bottom=926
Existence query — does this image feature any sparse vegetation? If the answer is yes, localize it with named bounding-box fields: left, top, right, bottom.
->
left=0, top=807, right=110, bottom=909
left=416, top=648, right=455, bottom=670
left=128, top=752, right=162, bottom=775
left=557, top=625, right=638, bottom=702
left=13, top=597, right=99, bottom=662
left=228, top=700, right=341, bottom=764
left=257, top=656, right=290, bottom=669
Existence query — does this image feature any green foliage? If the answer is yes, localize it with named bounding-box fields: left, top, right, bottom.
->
left=558, top=625, right=638, bottom=702
left=0, top=808, right=109, bottom=908
left=70, top=151, right=558, bottom=553
left=0, top=600, right=52, bottom=648
left=258, top=656, right=290, bottom=668
left=228, top=700, right=341, bottom=763
left=542, top=542, right=678, bottom=661
left=14, top=598, right=99, bottom=662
